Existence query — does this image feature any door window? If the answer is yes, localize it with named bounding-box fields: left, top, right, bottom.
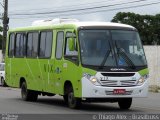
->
left=56, top=31, right=64, bottom=59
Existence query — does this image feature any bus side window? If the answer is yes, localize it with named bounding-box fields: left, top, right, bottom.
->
left=55, top=31, right=64, bottom=59
left=39, top=31, right=53, bottom=58
left=15, top=33, right=21, bottom=57
left=27, top=33, right=33, bottom=57
left=15, top=33, right=26, bottom=57
left=8, top=33, right=15, bottom=57
left=64, top=32, right=78, bottom=63
left=27, top=32, right=39, bottom=58
left=32, top=32, right=39, bottom=57
left=65, top=37, right=78, bottom=56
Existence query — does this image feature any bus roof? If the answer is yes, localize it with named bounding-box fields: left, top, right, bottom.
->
left=69, top=22, right=135, bottom=29
left=9, top=21, right=135, bottom=32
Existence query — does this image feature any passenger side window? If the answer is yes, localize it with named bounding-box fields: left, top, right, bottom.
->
left=64, top=32, right=78, bottom=63
left=8, top=33, right=15, bottom=57
left=39, top=31, right=53, bottom=58
left=56, top=31, right=64, bottom=59
left=15, top=33, right=26, bottom=57
left=27, top=32, right=39, bottom=58
left=65, top=37, right=78, bottom=56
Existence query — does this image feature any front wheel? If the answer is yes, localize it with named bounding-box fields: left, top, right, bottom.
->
left=118, top=98, right=132, bottom=110
left=21, top=81, right=38, bottom=102
left=63, top=95, right=68, bottom=104
left=67, top=86, right=81, bottom=109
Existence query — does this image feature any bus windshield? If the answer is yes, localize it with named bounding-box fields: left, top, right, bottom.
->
left=79, top=29, right=147, bottom=68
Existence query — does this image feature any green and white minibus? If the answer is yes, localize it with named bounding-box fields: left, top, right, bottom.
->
left=5, top=18, right=149, bottom=109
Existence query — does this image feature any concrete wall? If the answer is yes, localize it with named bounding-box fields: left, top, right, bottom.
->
left=0, top=46, right=159, bottom=86
left=144, top=46, right=160, bottom=86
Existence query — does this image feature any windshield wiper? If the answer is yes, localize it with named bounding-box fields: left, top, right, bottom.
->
left=115, top=41, right=136, bottom=69
left=99, top=50, right=111, bottom=69
left=99, top=37, right=113, bottom=69
left=118, top=48, right=136, bottom=69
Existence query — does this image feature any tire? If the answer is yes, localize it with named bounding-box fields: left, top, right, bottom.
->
left=118, top=98, right=132, bottom=110
left=63, top=95, right=68, bottom=104
left=67, top=86, right=81, bottom=109
left=21, top=81, right=38, bottom=102
left=1, top=77, right=6, bottom=87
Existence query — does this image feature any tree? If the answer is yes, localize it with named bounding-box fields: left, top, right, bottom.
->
left=111, top=12, right=160, bottom=45
left=154, top=14, right=160, bottom=44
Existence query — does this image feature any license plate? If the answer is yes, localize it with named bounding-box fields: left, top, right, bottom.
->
left=113, top=89, right=126, bottom=94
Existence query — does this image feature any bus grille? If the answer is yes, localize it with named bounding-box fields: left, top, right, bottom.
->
left=100, top=80, right=136, bottom=87
left=101, top=73, right=135, bottom=77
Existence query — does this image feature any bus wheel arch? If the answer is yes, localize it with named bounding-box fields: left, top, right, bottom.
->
left=63, top=80, right=72, bottom=103
left=64, top=80, right=72, bottom=95
left=19, top=77, right=26, bottom=88
left=20, top=78, right=38, bottom=102
left=63, top=80, right=81, bottom=109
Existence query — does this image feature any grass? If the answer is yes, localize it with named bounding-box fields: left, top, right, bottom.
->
left=149, top=85, right=160, bottom=93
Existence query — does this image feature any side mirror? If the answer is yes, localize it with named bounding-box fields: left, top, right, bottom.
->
left=68, top=38, right=75, bottom=51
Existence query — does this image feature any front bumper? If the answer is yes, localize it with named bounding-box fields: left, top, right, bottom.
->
left=82, top=77, right=148, bottom=98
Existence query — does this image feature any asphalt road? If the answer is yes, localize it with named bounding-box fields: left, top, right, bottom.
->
left=0, top=87, right=160, bottom=120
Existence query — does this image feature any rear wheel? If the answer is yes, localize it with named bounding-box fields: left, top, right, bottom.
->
left=1, top=77, right=6, bottom=87
left=21, top=81, right=38, bottom=101
left=118, top=98, right=132, bottom=109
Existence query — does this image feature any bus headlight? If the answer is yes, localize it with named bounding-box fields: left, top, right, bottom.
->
left=137, top=77, right=145, bottom=86
left=83, top=73, right=100, bottom=86
left=90, top=77, right=101, bottom=85
left=137, top=74, right=149, bottom=86
left=91, top=77, right=97, bottom=83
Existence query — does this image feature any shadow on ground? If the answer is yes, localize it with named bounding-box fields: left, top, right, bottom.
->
left=12, top=96, right=142, bottom=113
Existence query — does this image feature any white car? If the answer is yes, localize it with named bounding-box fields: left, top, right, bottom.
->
left=0, top=63, right=6, bottom=87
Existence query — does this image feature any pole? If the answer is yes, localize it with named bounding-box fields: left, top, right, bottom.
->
left=2, top=0, right=8, bottom=62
